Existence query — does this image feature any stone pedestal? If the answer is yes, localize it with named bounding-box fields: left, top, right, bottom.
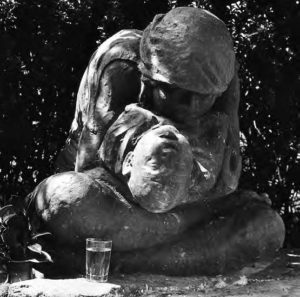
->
left=4, top=278, right=120, bottom=297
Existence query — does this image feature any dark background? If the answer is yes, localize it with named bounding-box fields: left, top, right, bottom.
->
left=0, top=0, right=299, bottom=245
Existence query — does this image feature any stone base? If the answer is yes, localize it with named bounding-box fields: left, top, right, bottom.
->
left=4, top=278, right=120, bottom=297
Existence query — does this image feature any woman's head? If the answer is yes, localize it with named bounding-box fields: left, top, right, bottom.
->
left=139, top=7, right=235, bottom=95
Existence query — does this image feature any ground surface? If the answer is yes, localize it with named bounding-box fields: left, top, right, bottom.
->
left=111, top=249, right=300, bottom=297
left=1, top=249, right=300, bottom=296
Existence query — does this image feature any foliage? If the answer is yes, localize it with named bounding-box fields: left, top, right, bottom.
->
left=0, top=1, right=299, bottom=241
left=0, top=195, right=52, bottom=265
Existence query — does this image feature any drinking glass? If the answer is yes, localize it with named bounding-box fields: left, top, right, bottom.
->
left=86, top=238, right=112, bottom=282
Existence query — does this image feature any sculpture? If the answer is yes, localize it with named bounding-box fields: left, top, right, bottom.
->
left=27, top=7, right=285, bottom=276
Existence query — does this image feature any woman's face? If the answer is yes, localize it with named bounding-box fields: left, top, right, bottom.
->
left=123, top=125, right=193, bottom=213
left=141, top=78, right=217, bottom=128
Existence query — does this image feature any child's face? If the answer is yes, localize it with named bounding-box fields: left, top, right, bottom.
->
left=123, top=124, right=193, bottom=213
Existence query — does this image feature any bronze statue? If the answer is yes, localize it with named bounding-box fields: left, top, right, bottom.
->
left=28, top=7, right=285, bottom=276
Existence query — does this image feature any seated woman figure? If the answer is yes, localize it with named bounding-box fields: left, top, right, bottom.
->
left=27, top=7, right=285, bottom=275
left=28, top=104, right=284, bottom=275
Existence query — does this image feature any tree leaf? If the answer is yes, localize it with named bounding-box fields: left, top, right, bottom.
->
left=25, top=251, right=53, bottom=263
left=0, top=205, right=14, bottom=223
left=27, top=244, right=53, bottom=263
left=31, top=232, right=51, bottom=240
left=27, top=243, right=42, bottom=253
left=2, top=213, right=17, bottom=225
left=40, top=250, right=53, bottom=263
left=25, top=258, right=40, bottom=263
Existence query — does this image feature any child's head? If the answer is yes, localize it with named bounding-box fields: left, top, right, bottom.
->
left=99, top=104, right=193, bottom=213
left=122, top=124, right=193, bottom=213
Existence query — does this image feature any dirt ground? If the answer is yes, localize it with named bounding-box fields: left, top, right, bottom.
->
left=1, top=249, right=300, bottom=296
left=111, top=249, right=300, bottom=297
